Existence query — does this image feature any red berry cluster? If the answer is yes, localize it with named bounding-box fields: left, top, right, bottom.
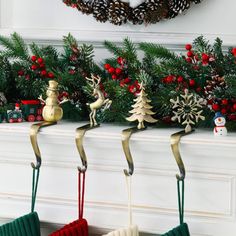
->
left=30, top=55, right=55, bottom=79
left=185, top=44, right=214, bottom=66
left=162, top=75, right=202, bottom=93
left=104, top=57, right=140, bottom=95
left=211, top=99, right=236, bottom=120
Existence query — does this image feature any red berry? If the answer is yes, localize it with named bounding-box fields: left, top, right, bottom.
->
left=194, top=55, right=199, bottom=61
left=177, top=76, right=184, bottom=83
left=221, top=99, right=228, bottom=105
left=69, top=69, right=76, bottom=75
left=111, top=74, right=117, bottom=80
left=186, top=57, right=192, bottom=63
left=48, top=72, right=54, bottom=78
left=187, top=51, right=194, bottom=57
left=117, top=57, right=124, bottom=65
left=202, top=53, right=209, bottom=61
left=31, top=55, right=37, bottom=62
left=120, top=80, right=125, bottom=87
left=232, top=48, right=236, bottom=56
left=18, top=70, right=24, bottom=76
left=185, top=44, right=192, bottom=51
left=104, top=63, right=111, bottom=70
left=31, top=64, right=37, bottom=70
left=196, top=87, right=202, bottom=93
left=212, top=103, right=220, bottom=111
left=39, top=63, right=45, bottom=69
left=128, top=84, right=136, bottom=94
left=189, top=79, right=195, bottom=86
left=37, top=58, right=44, bottom=64
left=233, top=103, right=236, bottom=110
left=40, top=70, right=47, bottom=76
left=228, top=114, right=236, bottom=121
left=108, top=67, right=115, bottom=74
left=25, top=75, right=30, bottom=80
left=221, top=108, right=227, bottom=114
left=124, top=77, right=131, bottom=84
left=166, top=75, right=174, bottom=83
left=115, top=68, right=122, bottom=74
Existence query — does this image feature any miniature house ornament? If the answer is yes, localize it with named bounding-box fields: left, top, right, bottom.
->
left=213, top=112, right=227, bottom=136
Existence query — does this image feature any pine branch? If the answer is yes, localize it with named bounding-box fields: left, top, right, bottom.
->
left=193, top=36, right=211, bottom=53
left=104, top=40, right=123, bottom=58
left=139, top=42, right=177, bottom=60
left=30, top=43, right=42, bottom=57
left=11, top=32, right=29, bottom=60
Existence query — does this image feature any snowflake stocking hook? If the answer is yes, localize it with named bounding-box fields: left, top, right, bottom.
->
left=170, top=89, right=205, bottom=133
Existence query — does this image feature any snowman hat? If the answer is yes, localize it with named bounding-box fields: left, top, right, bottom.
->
left=213, top=112, right=225, bottom=120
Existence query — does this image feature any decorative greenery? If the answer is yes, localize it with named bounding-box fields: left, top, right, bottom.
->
left=1, top=32, right=236, bottom=130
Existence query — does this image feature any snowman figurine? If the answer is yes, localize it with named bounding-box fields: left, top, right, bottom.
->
left=213, top=112, right=227, bottom=136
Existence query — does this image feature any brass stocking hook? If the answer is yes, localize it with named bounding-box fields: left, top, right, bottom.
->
left=170, top=130, right=194, bottom=180
left=30, top=121, right=57, bottom=169
left=122, top=127, right=146, bottom=176
left=75, top=124, right=100, bottom=172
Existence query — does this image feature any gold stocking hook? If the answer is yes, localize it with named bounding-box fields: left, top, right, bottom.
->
left=30, top=121, right=57, bottom=169
left=170, top=130, right=194, bottom=180
left=122, top=127, right=146, bottom=176
left=75, top=123, right=100, bottom=172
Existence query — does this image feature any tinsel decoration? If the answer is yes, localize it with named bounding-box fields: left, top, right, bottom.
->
left=170, top=89, right=205, bottom=133
left=93, top=0, right=110, bottom=22
left=108, top=0, right=130, bottom=25
left=63, top=0, right=202, bottom=25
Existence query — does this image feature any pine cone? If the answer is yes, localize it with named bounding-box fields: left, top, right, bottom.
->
left=76, top=0, right=93, bottom=14
left=108, top=0, right=130, bottom=25
left=130, top=3, right=146, bottom=25
left=204, top=75, right=226, bottom=98
left=93, top=0, right=109, bottom=22
left=168, top=0, right=191, bottom=17
left=144, top=0, right=168, bottom=24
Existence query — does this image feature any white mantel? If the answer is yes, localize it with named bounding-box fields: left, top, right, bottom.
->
left=0, top=122, right=236, bottom=236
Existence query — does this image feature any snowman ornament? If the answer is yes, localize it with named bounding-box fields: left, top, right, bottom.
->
left=213, top=112, right=227, bottom=136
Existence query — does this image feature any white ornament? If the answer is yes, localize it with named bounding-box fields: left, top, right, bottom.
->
left=170, top=89, right=205, bottom=133
left=213, top=112, right=227, bottom=136
left=120, top=0, right=145, bottom=8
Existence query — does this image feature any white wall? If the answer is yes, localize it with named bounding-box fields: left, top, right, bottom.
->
left=0, top=0, right=236, bottom=61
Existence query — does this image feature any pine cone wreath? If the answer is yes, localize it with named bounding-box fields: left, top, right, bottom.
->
left=144, top=0, right=169, bottom=24
left=130, top=4, right=146, bottom=25
left=93, top=0, right=109, bottom=22
left=108, top=0, right=130, bottom=25
left=168, top=0, right=191, bottom=18
left=76, top=0, right=93, bottom=14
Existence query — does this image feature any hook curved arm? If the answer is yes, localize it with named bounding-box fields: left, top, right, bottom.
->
left=75, top=123, right=100, bottom=172
left=122, top=127, right=145, bottom=176
left=30, top=121, right=57, bottom=169
left=170, top=130, right=194, bottom=180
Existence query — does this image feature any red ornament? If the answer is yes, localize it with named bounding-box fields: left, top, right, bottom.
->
left=111, top=74, right=117, bottom=80
left=31, top=55, right=37, bottom=62
left=104, top=63, right=111, bottom=70
left=187, top=51, right=194, bottom=57
left=189, top=79, right=195, bottom=86
left=18, top=70, right=24, bottom=76
left=212, top=103, right=220, bottom=111
left=37, top=58, right=44, bottom=64
left=232, top=48, right=236, bottom=56
left=124, top=77, right=131, bottom=84
left=185, top=44, right=192, bottom=51
left=166, top=75, right=174, bottom=83
left=177, top=76, right=184, bottom=83
left=115, top=68, right=122, bottom=74
left=48, top=72, right=55, bottom=78
left=40, top=70, right=47, bottom=77
left=31, top=64, right=38, bottom=70
left=221, top=99, right=228, bottom=105
left=108, top=67, right=115, bottom=74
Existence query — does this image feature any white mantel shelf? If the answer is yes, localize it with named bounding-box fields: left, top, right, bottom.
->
left=0, top=122, right=236, bottom=236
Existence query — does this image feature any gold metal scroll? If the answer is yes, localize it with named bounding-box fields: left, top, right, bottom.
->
left=122, top=127, right=146, bottom=176
left=75, top=124, right=100, bottom=172
left=30, top=121, right=57, bottom=169
left=170, top=130, right=194, bottom=180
